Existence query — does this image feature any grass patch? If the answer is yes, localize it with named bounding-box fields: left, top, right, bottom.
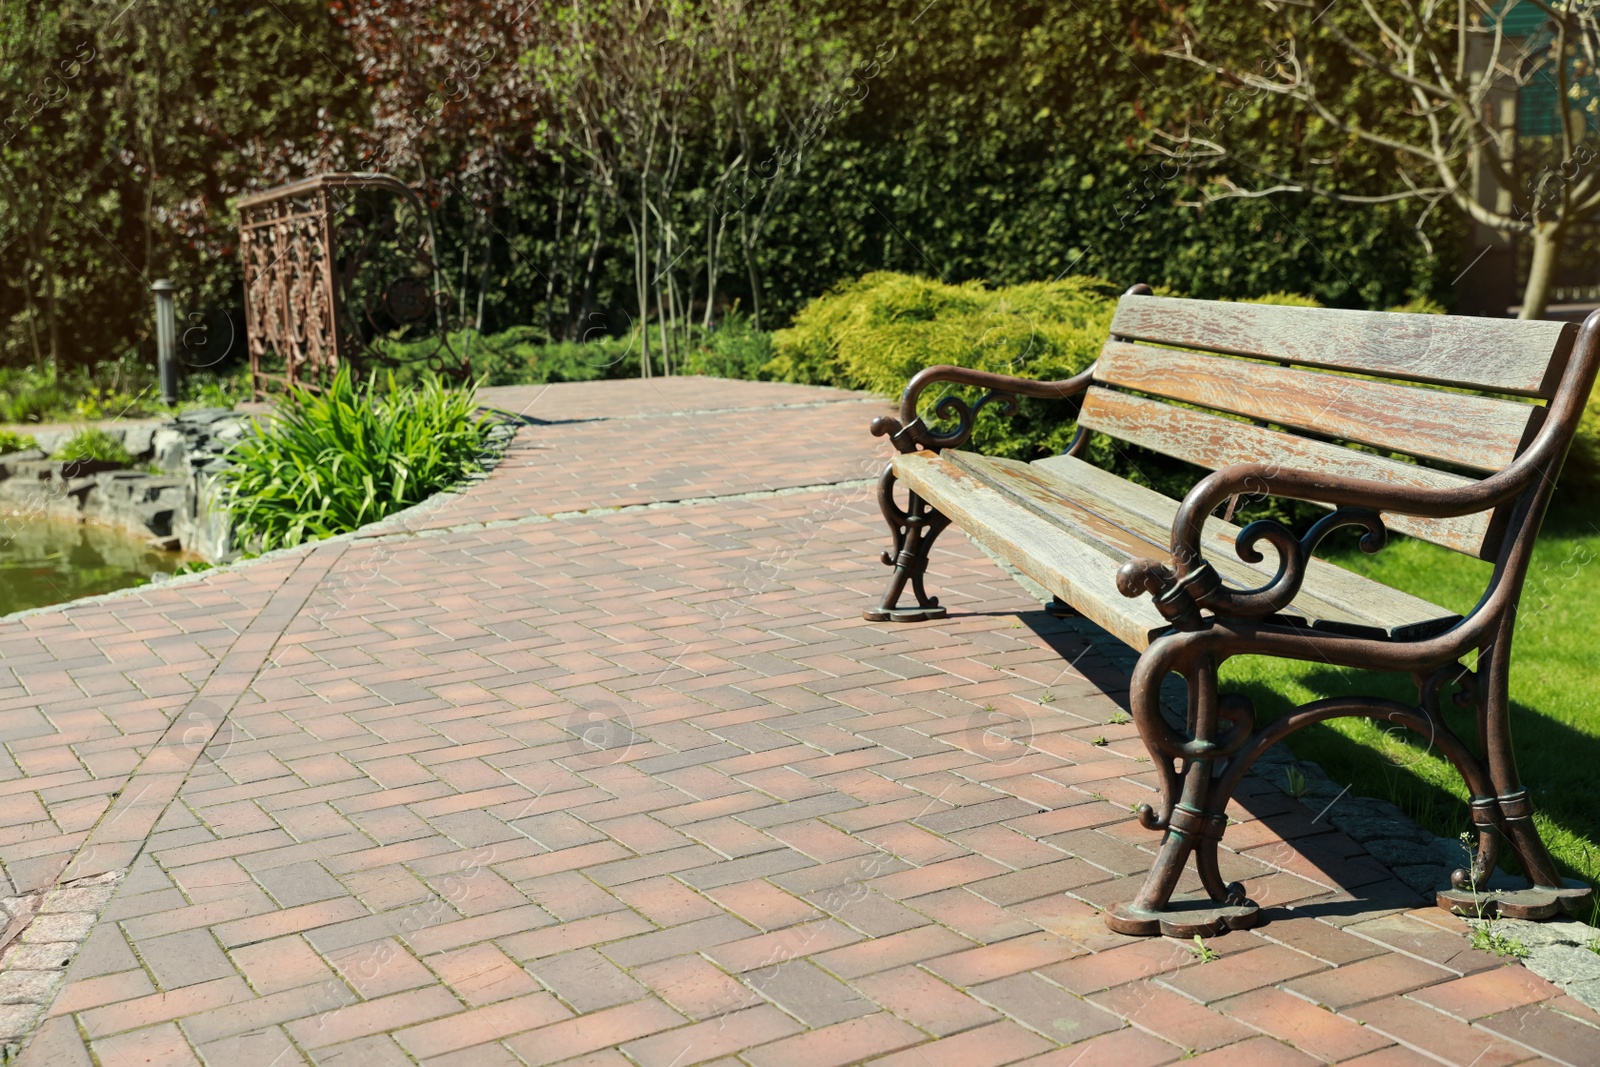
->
left=0, top=363, right=248, bottom=425
left=1470, top=923, right=1531, bottom=958
left=1221, top=506, right=1600, bottom=891
left=1187, top=935, right=1221, bottom=963
left=223, top=369, right=494, bottom=552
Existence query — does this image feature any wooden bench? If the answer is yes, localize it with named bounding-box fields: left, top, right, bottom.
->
left=864, top=285, right=1600, bottom=936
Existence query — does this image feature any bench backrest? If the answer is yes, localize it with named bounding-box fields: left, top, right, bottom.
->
left=1081, top=295, right=1579, bottom=559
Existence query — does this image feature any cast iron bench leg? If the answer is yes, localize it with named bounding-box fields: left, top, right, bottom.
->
left=1436, top=621, right=1592, bottom=919
left=864, top=465, right=951, bottom=622
left=1106, top=646, right=1261, bottom=937
left=1107, top=625, right=1593, bottom=936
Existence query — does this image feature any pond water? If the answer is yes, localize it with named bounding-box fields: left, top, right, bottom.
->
left=0, top=515, right=177, bottom=617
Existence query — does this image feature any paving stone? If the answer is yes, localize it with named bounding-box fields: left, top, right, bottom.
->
left=969, top=971, right=1122, bottom=1044
left=741, top=1011, right=925, bottom=1067
left=857, top=1018, right=1052, bottom=1067
left=1410, top=963, right=1564, bottom=1020
left=525, top=947, right=647, bottom=1013
left=1159, top=943, right=1328, bottom=1004
left=251, top=861, right=349, bottom=908
left=1216, top=986, right=1392, bottom=1061
left=1342, top=995, right=1529, bottom=1067
left=1170, top=1034, right=1322, bottom=1066
left=134, top=928, right=237, bottom=990
left=1012, top=1026, right=1182, bottom=1066
left=745, top=959, right=876, bottom=1026
left=851, top=965, right=1001, bottom=1036
left=631, top=954, right=762, bottom=1020
left=1286, top=951, right=1457, bottom=1010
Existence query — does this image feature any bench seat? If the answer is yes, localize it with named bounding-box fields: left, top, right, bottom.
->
left=894, top=448, right=1459, bottom=651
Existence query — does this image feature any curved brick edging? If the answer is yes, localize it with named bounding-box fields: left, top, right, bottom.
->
left=0, top=417, right=518, bottom=630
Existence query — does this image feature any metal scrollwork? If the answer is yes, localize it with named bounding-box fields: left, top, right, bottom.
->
left=1118, top=507, right=1389, bottom=624
left=870, top=390, right=1018, bottom=454
left=1223, top=507, right=1388, bottom=617
left=870, top=362, right=1099, bottom=457
left=238, top=172, right=473, bottom=399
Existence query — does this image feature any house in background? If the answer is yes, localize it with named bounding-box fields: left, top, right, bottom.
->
left=1458, top=2, right=1600, bottom=320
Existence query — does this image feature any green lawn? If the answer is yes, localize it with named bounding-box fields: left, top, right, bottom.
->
left=1220, top=503, right=1600, bottom=897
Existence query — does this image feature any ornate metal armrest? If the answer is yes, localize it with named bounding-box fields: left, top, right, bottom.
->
left=870, top=363, right=1097, bottom=455
left=1114, top=446, right=1556, bottom=626
left=1116, top=506, right=1388, bottom=629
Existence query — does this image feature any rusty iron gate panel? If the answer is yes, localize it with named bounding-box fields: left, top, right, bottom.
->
left=236, top=173, right=471, bottom=399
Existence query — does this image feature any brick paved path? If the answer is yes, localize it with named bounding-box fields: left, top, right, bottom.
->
left=1, top=377, right=1595, bottom=1066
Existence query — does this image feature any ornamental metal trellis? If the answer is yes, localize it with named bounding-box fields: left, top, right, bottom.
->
left=236, top=173, right=472, bottom=399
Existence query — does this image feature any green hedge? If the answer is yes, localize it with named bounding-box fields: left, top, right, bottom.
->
left=378, top=328, right=610, bottom=388
left=767, top=273, right=1135, bottom=484
left=378, top=315, right=775, bottom=388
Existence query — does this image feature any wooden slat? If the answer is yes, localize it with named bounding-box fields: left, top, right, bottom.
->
left=1024, top=453, right=1455, bottom=632
left=895, top=450, right=1455, bottom=646
left=948, top=452, right=1382, bottom=631
left=1110, top=296, right=1574, bottom=398
left=1077, top=387, right=1494, bottom=556
left=1095, top=341, right=1540, bottom=474
left=891, top=450, right=1172, bottom=649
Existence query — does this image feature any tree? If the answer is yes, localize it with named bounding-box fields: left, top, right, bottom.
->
left=1154, top=0, right=1600, bottom=319
left=506, top=0, right=846, bottom=373
left=335, top=0, right=548, bottom=334
left=0, top=2, right=112, bottom=372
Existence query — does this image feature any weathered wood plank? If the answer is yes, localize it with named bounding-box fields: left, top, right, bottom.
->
left=892, top=450, right=1172, bottom=649
left=1076, top=387, right=1494, bottom=556
left=1024, top=453, right=1454, bottom=631
left=949, top=452, right=1378, bottom=630
left=1109, top=296, right=1574, bottom=398
left=1095, top=341, right=1540, bottom=473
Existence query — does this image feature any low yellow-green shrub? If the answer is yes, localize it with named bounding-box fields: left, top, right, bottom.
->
left=767, top=272, right=1124, bottom=467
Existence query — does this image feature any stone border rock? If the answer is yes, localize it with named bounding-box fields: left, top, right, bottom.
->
left=1249, top=751, right=1471, bottom=899
left=0, top=409, right=256, bottom=562
left=1467, top=916, right=1600, bottom=1009
left=0, top=871, right=124, bottom=1061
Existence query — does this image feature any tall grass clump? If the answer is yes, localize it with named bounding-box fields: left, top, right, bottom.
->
left=51, top=428, right=134, bottom=466
left=224, top=369, right=494, bottom=551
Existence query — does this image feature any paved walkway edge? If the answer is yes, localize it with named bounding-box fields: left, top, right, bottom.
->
left=0, top=542, right=345, bottom=1058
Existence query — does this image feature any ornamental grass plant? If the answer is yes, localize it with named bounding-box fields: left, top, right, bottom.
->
left=224, top=368, right=493, bottom=551
left=51, top=427, right=134, bottom=466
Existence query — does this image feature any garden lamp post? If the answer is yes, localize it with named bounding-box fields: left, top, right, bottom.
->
left=152, top=279, right=178, bottom=406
